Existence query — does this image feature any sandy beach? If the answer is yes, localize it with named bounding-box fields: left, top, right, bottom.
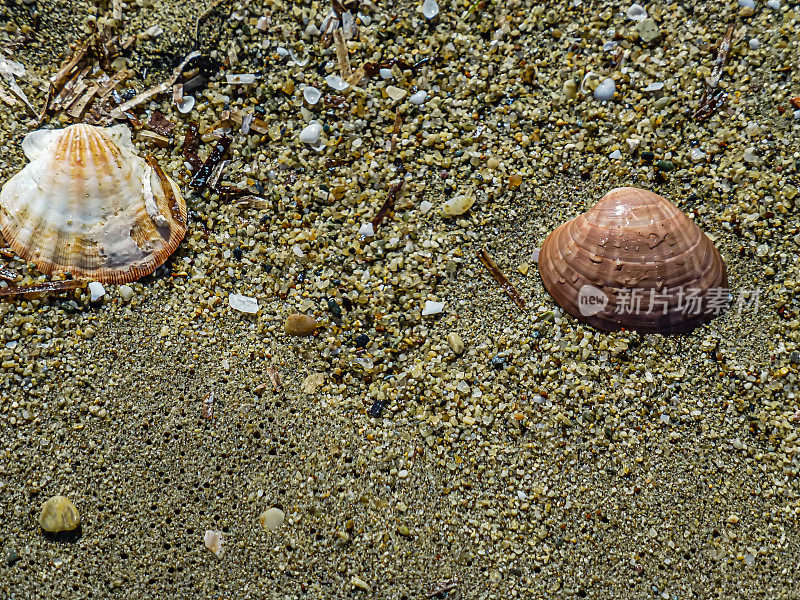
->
left=1, top=0, right=799, bottom=597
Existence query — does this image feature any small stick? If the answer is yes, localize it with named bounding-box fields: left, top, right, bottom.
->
left=334, top=29, right=351, bottom=79
left=110, top=51, right=200, bottom=118
left=478, top=249, right=527, bottom=310
left=183, top=123, right=203, bottom=171
left=371, top=178, right=404, bottom=231
left=0, top=279, right=87, bottom=297
left=694, top=23, right=735, bottom=121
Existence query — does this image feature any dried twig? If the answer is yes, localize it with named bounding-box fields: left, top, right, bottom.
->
left=183, top=123, right=203, bottom=171
left=0, top=279, right=87, bottom=298
left=478, top=249, right=527, bottom=310
left=110, top=51, right=200, bottom=118
left=371, top=178, right=404, bottom=231
left=694, top=23, right=734, bottom=121
left=334, top=29, right=351, bottom=79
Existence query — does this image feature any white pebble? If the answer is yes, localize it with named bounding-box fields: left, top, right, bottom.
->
left=767, top=0, right=780, bottom=8
left=422, top=0, right=439, bottom=19
left=299, top=122, right=323, bottom=144
left=626, top=3, right=647, bottom=21
left=442, top=194, right=476, bottom=216
left=422, top=300, right=444, bottom=316
left=325, top=74, right=349, bottom=91
left=256, top=16, right=269, bottom=30
left=118, top=285, right=134, bottom=302
left=88, top=281, right=105, bottom=302
left=738, top=0, right=755, bottom=7
left=358, top=222, right=375, bottom=237
left=386, top=85, right=407, bottom=101
left=609, top=149, right=622, bottom=160
left=229, top=293, right=259, bottom=314
left=594, top=78, right=616, bottom=101
left=379, top=68, right=393, bottom=80
left=419, top=200, right=433, bottom=213
left=642, top=82, right=664, bottom=93
left=259, top=507, right=285, bottom=531
left=532, top=248, right=541, bottom=263
left=749, top=37, right=761, bottom=50
left=794, top=109, right=800, bottom=121
left=409, top=91, right=427, bottom=105
left=303, top=86, right=321, bottom=105
left=690, top=148, right=707, bottom=163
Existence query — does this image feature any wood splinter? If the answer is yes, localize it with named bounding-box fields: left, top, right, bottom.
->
left=478, top=248, right=527, bottom=310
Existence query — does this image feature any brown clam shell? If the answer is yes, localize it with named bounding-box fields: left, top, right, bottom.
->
left=538, top=187, right=728, bottom=334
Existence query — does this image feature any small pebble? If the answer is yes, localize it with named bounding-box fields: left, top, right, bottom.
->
left=636, top=18, right=660, bottom=43
left=593, top=78, right=615, bottom=101
left=386, top=86, right=407, bottom=101
left=767, top=0, right=780, bottom=8
left=358, top=222, right=374, bottom=237
left=379, top=68, right=393, bottom=80
left=39, top=495, right=80, bottom=533
left=442, top=194, right=476, bottom=216
left=285, top=313, right=318, bottom=336
left=409, top=91, right=427, bottom=105
left=258, top=507, right=285, bottom=531
left=626, top=3, right=647, bottom=21
left=421, top=0, right=439, bottom=19
left=738, top=0, right=755, bottom=7
left=447, top=332, right=465, bottom=355
left=299, top=122, right=322, bottom=144
left=118, top=285, right=134, bottom=302
left=176, top=96, right=195, bottom=114
left=351, top=576, right=370, bottom=591
left=609, top=149, right=622, bottom=160
left=749, top=37, right=760, bottom=50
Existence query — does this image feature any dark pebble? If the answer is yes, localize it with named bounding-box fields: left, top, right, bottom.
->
left=354, top=334, right=370, bottom=348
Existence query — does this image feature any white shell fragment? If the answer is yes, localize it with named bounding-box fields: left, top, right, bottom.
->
left=325, top=74, right=349, bottom=91
left=204, top=530, right=223, bottom=555
left=229, top=293, right=259, bottom=314
left=89, top=281, right=106, bottom=302
left=422, top=300, right=444, bottom=316
left=299, top=122, right=323, bottom=144
left=442, top=194, right=476, bottom=217
left=176, top=96, right=195, bottom=114
left=422, top=0, right=440, bottom=19
left=358, top=222, right=375, bottom=237
left=119, top=285, right=135, bottom=301
left=0, top=124, right=188, bottom=284
left=642, top=82, right=664, bottom=93
left=594, top=78, right=616, bottom=101
left=303, top=86, right=322, bottom=105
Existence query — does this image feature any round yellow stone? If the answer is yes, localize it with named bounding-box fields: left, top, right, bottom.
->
left=39, top=495, right=80, bottom=533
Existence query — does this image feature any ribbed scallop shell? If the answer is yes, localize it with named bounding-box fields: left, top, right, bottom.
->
left=538, top=187, right=727, bottom=334
left=0, top=123, right=187, bottom=284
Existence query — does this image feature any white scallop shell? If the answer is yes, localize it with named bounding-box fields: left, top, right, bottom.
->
left=0, top=123, right=187, bottom=283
